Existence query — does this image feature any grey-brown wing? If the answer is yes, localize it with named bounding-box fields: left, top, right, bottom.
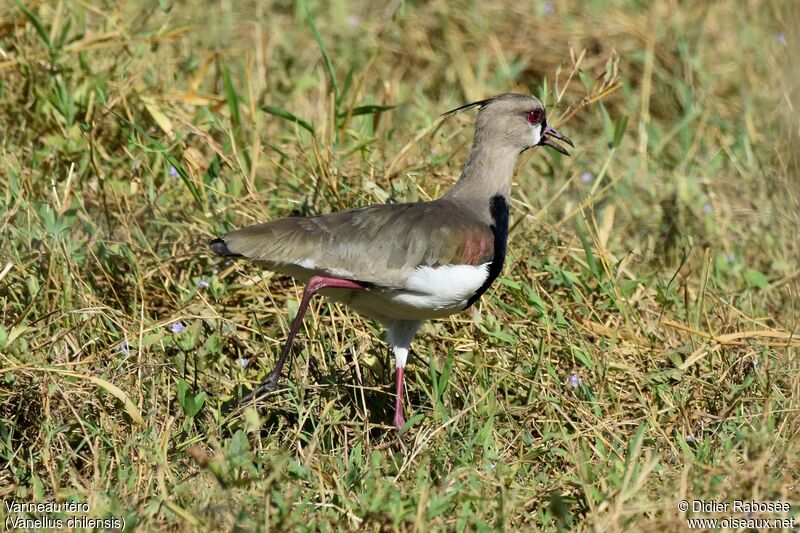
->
left=214, top=200, right=494, bottom=288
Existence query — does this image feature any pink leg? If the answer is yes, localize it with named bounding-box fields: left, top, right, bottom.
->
left=393, top=367, right=405, bottom=428
left=240, top=276, right=364, bottom=403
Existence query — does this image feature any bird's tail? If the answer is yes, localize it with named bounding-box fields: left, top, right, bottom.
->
left=209, top=237, right=243, bottom=257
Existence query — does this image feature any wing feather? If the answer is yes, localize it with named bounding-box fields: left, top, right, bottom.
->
left=217, top=200, right=494, bottom=288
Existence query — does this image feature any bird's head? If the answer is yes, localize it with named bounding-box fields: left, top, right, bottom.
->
left=444, top=93, right=574, bottom=156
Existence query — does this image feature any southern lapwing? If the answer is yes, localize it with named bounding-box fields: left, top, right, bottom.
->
left=210, top=93, right=573, bottom=428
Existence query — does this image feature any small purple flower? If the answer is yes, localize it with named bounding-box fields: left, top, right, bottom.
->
left=119, top=341, right=130, bottom=354
left=580, top=171, right=593, bottom=184
left=773, top=33, right=787, bottom=45
left=149, top=127, right=157, bottom=133
left=169, top=166, right=179, bottom=178
left=569, top=374, right=582, bottom=388
left=542, top=0, right=553, bottom=15
left=685, top=433, right=694, bottom=443
left=727, top=254, right=735, bottom=264
left=703, top=203, right=712, bottom=213
left=238, top=358, right=249, bottom=368
left=196, top=278, right=210, bottom=289
left=171, top=322, right=185, bottom=334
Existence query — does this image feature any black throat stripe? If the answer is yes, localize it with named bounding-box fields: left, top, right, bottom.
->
left=465, top=195, right=508, bottom=309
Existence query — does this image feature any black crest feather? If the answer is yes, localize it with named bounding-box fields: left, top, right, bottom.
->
left=441, top=97, right=493, bottom=118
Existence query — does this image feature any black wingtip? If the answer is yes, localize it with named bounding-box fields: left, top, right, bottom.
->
left=209, top=237, right=242, bottom=257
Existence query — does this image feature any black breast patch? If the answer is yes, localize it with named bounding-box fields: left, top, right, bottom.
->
left=465, top=195, right=508, bottom=308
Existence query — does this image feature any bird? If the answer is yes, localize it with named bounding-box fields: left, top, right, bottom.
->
left=210, top=92, right=573, bottom=428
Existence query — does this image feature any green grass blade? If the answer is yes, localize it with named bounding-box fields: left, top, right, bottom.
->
left=575, top=217, right=601, bottom=280
left=338, top=105, right=395, bottom=118
left=222, top=66, right=241, bottom=127
left=262, top=105, right=315, bottom=135
left=166, top=156, right=203, bottom=207
left=599, top=101, right=614, bottom=149
left=340, top=66, right=355, bottom=107
left=16, top=0, right=52, bottom=50
left=613, top=114, right=629, bottom=148
left=305, top=6, right=339, bottom=104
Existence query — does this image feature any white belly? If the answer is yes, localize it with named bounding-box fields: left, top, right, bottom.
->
left=321, top=263, right=490, bottom=321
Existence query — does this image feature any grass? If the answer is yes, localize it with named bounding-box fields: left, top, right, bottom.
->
left=1, top=0, right=799, bottom=530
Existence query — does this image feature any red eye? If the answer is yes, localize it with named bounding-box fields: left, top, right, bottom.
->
left=526, top=109, right=543, bottom=124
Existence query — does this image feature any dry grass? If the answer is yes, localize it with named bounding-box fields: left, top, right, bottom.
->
left=1, top=0, right=799, bottom=530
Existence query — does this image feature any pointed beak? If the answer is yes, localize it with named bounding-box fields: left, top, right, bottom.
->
left=539, top=124, right=574, bottom=156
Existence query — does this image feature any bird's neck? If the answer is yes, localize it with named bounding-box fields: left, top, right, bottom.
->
left=442, top=136, right=520, bottom=222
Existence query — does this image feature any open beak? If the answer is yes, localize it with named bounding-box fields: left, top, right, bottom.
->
left=540, top=124, right=574, bottom=156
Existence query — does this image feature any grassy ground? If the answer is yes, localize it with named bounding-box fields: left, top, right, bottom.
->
left=2, top=0, right=799, bottom=530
